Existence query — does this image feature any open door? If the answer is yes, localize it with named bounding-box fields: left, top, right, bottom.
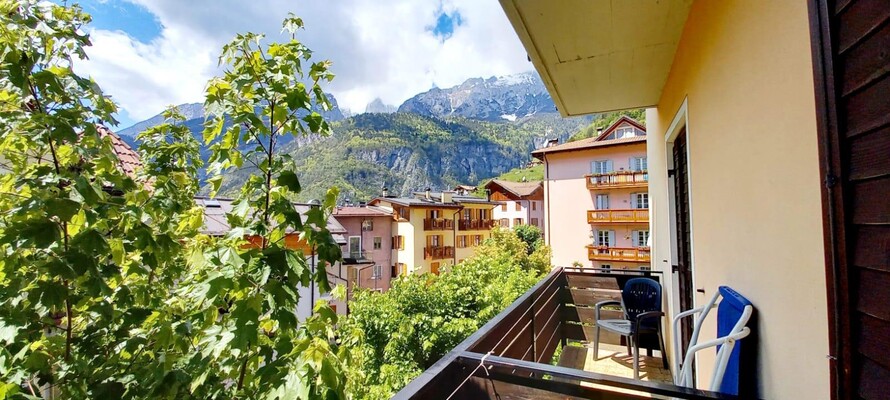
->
left=810, top=0, right=890, bottom=398
left=671, top=128, right=695, bottom=362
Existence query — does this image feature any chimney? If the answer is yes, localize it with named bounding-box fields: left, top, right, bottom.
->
left=359, top=201, right=367, bottom=207
left=381, top=186, right=389, bottom=198
left=485, top=189, right=492, bottom=202
left=441, top=191, right=453, bottom=204
left=425, top=187, right=431, bottom=200
left=596, top=127, right=604, bottom=135
left=546, top=138, right=559, bottom=147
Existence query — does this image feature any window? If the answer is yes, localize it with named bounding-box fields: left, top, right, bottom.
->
left=330, top=304, right=338, bottom=313
left=630, top=156, right=648, bottom=172
left=501, top=203, right=507, bottom=211
left=601, top=264, right=612, bottom=274
left=633, top=230, right=650, bottom=247
left=595, top=194, right=610, bottom=210
left=463, top=209, right=471, bottom=220
left=614, top=126, right=640, bottom=139
left=398, top=207, right=409, bottom=220
left=457, top=235, right=467, bottom=248
left=531, top=218, right=539, bottom=227
left=428, top=209, right=440, bottom=219
left=632, top=193, right=649, bottom=209
left=372, top=264, right=382, bottom=279
left=596, top=230, right=614, bottom=247
left=348, top=236, right=362, bottom=258
left=532, top=202, right=537, bottom=211
left=515, top=202, right=521, bottom=211
left=500, top=218, right=509, bottom=227
left=473, top=235, right=482, bottom=246
left=590, top=160, right=613, bottom=174
left=481, top=209, right=488, bottom=219
left=392, top=236, right=405, bottom=250
left=373, top=236, right=382, bottom=250
left=429, top=235, right=441, bottom=247
left=362, top=219, right=373, bottom=231
left=514, top=218, right=523, bottom=226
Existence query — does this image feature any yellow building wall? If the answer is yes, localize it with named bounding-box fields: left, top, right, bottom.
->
left=646, top=1, right=829, bottom=398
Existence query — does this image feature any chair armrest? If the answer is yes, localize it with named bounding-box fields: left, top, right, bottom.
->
left=634, top=311, right=664, bottom=332
left=594, top=300, right=621, bottom=321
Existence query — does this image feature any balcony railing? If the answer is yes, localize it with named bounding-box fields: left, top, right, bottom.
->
left=458, top=219, right=496, bottom=230
left=585, top=170, right=648, bottom=190
left=424, top=218, right=454, bottom=230
left=341, top=250, right=371, bottom=264
left=424, top=246, right=454, bottom=260
left=587, top=208, right=649, bottom=224
left=394, top=267, right=734, bottom=399
left=587, top=245, right=651, bottom=263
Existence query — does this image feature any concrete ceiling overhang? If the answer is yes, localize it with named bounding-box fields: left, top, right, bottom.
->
left=500, top=0, right=693, bottom=117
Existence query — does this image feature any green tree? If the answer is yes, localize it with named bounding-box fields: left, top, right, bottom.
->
left=0, top=2, right=348, bottom=398
left=342, top=228, right=548, bottom=399
left=513, top=224, right=544, bottom=254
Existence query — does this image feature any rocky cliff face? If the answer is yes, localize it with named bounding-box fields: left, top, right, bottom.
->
left=397, top=72, right=557, bottom=121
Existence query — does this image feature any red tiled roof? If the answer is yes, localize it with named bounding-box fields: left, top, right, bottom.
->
left=485, top=179, right=543, bottom=198
left=333, top=205, right=393, bottom=217
left=531, top=135, right=646, bottom=160
left=97, top=125, right=142, bottom=178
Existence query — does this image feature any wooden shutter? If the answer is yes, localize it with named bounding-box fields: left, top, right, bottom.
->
left=608, top=231, right=615, bottom=247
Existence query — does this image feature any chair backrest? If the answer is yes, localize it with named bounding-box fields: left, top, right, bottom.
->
left=716, top=286, right=754, bottom=395
left=621, top=278, right=662, bottom=329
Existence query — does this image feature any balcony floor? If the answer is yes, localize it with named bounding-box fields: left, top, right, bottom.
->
left=558, top=343, right=672, bottom=398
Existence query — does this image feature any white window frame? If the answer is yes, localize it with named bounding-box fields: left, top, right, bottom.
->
left=596, top=230, right=614, bottom=247
left=633, top=230, right=650, bottom=247
left=595, top=194, right=610, bottom=210
left=373, top=236, right=382, bottom=250
left=630, top=156, right=648, bottom=172
left=348, top=236, right=362, bottom=258
left=590, top=160, right=613, bottom=175
left=372, top=264, right=382, bottom=279
left=632, top=193, right=649, bottom=209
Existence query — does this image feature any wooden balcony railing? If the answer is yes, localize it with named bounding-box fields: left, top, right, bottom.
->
left=423, top=218, right=454, bottom=230
left=586, top=245, right=651, bottom=263
left=587, top=209, right=649, bottom=224
left=585, top=170, right=648, bottom=190
left=424, top=246, right=455, bottom=260
left=458, top=219, right=497, bottom=230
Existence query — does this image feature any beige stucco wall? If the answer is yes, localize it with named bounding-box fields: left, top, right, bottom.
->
left=542, top=142, right=648, bottom=269
left=646, top=1, right=829, bottom=398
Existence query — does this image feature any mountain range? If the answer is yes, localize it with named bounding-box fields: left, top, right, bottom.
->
left=115, top=72, right=590, bottom=201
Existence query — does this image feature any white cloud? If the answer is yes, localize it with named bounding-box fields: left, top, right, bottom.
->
left=75, top=0, right=533, bottom=123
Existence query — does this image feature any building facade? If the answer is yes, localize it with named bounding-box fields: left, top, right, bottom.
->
left=369, top=191, right=499, bottom=276
left=532, top=117, right=649, bottom=272
left=485, top=180, right=544, bottom=230
left=333, top=205, right=394, bottom=294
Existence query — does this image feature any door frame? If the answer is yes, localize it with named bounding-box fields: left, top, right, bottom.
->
left=807, top=0, right=851, bottom=398
left=663, top=97, right=698, bottom=373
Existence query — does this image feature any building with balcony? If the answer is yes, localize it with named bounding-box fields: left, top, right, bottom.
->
left=532, top=116, right=649, bottom=272
left=369, top=190, right=499, bottom=276
left=399, top=1, right=888, bottom=399
left=333, top=205, right=394, bottom=295
left=485, top=179, right=544, bottom=229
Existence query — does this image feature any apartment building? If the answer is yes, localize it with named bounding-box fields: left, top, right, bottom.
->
left=333, top=205, right=394, bottom=293
left=532, top=116, right=649, bottom=272
left=369, top=190, right=499, bottom=276
left=485, top=179, right=544, bottom=229
left=196, top=197, right=349, bottom=317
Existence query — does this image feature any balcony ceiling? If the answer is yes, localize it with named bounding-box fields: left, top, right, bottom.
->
left=499, top=0, right=693, bottom=116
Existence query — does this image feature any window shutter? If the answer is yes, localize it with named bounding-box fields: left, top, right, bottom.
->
left=592, top=229, right=599, bottom=245
left=632, top=230, right=640, bottom=246
left=606, top=160, right=613, bottom=173
left=608, top=231, right=616, bottom=247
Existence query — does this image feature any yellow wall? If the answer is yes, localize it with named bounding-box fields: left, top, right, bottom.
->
left=647, top=1, right=829, bottom=398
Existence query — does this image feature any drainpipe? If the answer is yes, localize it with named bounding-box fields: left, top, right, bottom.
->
left=451, top=207, right=462, bottom=266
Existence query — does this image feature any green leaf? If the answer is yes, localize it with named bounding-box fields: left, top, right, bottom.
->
left=46, top=198, right=81, bottom=222
left=277, top=171, right=301, bottom=193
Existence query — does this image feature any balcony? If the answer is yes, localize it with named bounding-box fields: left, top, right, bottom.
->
left=587, top=209, right=649, bottom=224
left=424, top=246, right=455, bottom=260
left=424, top=218, right=454, bottom=231
left=458, top=219, right=496, bottom=230
left=587, top=246, right=651, bottom=263
left=341, top=250, right=372, bottom=264
left=394, top=268, right=732, bottom=399
left=586, top=171, right=648, bottom=190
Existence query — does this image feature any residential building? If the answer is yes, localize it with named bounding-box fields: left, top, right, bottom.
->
left=531, top=116, right=649, bottom=272
left=197, top=197, right=349, bottom=317
left=453, top=184, right=477, bottom=196
left=369, top=190, right=499, bottom=276
left=399, top=1, right=888, bottom=399
left=485, top=179, right=544, bottom=229
left=333, top=205, right=394, bottom=294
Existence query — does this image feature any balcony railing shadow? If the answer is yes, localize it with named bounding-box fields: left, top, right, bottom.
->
left=393, top=267, right=739, bottom=400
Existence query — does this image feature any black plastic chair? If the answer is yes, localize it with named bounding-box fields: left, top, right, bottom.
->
left=594, top=277, right=669, bottom=379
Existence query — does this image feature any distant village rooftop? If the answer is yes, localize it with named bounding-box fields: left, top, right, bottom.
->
left=484, top=179, right=543, bottom=199
left=370, top=190, right=499, bottom=208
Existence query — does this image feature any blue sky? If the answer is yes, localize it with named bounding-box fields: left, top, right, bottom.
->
left=71, top=0, right=532, bottom=129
